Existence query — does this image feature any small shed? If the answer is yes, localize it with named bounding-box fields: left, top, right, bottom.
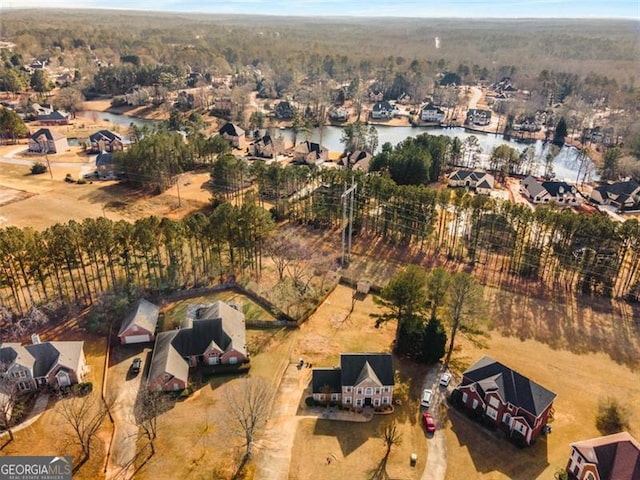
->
left=356, top=280, right=371, bottom=295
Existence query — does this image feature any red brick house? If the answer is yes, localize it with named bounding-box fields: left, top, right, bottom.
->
left=566, top=432, right=640, bottom=480
left=455, top=356, right=556, bottom=446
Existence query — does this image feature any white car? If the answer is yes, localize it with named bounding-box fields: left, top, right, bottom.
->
left=421, top=388, right=433, bottom=408
left=439, top=372, right=452, bottom=387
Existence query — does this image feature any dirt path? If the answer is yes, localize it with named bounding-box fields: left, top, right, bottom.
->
left=255, top=364, right=312, bottom=480
left=467, top=87, right=483, bottom=110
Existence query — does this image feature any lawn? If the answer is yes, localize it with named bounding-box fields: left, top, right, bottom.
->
left=159, top=291, right=278, bottom=331
left=2, top=333, right=110, bottom=480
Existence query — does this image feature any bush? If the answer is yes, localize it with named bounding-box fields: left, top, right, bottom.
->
left=304, top=396, right=316, bottom=407
left=70, top=382, right=93, bottom=396
left=30, top=162, right=47, bottom=175
left=596, top=397, right=631, bottom=435
left=77, top=177, right=88, bottom=185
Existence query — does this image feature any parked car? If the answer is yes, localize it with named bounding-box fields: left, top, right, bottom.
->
left=422, top=412, right=436, bottom=433
left=421, top=388, right=433, bottom=408
left=439, top=372, right=452, bottom=387
left=130, top=357, right=142, bottom=374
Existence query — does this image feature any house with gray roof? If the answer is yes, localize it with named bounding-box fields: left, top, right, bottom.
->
left=455, top=356, right=556, bottom=446
left=293, top=141, right=328, bottom=166
left=38, top=110, right=70, bottom=126
left=420, top=103, right=446, bottom=123
left=0, top=339, right=87, bottom=392
left=312, top=353, right=394, bottom=408
left=249, top=132, right=285, bottom=159
left=448, top=169, right=495, bottom=195
left=371, top=101, right=395, bottom=120
left=590, top=180, right=640, bottom=212
left=565, top=432, right=640, bottom=480
left=521, top=175, right=581, bottom=206
left=147, top=301, right=247, bottom=392
left=88, top=130, right=125, bottom=153
left=28, top=128, right=69, bottom=154
left=118, top=298, right=159, bottom=344
left=218, top=122, right=245, bottom=148
left=339, top=150, right=372, bottom=172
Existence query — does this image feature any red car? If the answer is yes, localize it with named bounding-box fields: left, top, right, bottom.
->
left=422, top=412, right=436, bottom=433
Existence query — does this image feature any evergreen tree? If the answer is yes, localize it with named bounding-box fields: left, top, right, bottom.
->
left=419, top=316, right=447, bottom=364
left=553, top=117, right=568, bottom=146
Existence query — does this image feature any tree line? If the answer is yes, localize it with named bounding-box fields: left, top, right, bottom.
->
left=0, top=201, right=273, bottom=318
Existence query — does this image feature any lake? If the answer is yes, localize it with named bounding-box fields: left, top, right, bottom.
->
left=78, top=110, right=597, bottom=181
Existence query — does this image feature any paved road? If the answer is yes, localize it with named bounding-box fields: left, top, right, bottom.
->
left=0, top=147, right=96, bottom=176
left=421, top=366, right=448, bottom=480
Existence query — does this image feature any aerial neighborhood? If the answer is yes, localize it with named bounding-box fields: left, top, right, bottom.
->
left=0, top=6, right=638, bottom=480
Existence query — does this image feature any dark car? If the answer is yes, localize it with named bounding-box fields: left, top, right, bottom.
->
left=130, top=357, right=142, bottom=374
left=422, top=412, right=436, bottom=433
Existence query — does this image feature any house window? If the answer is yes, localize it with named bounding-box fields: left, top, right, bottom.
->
left=331, top=394, right=339, bottom=401
left=472, top=399, right=478, bottom=409
left=383, top=387, right=390, bottom=393
left=382, top=396, right=389, bottom=404
left=375, top=388, right=380, bottom=395
left=486, top=406, right=498, bottom=420
left=577, top=457, right=582, bottom=464
left=356, top=398, right=363, bottom=407
left=346, top=387, right=352, bottom=393
left=585, top=473, right=595, bottom=480
left=356, top=388, right=363, bottom=395
left=18, top=381, right=30, bottom=391
left=345, top=396, right=352, bottom=404
left=373, top=398, right=380, bottom=407
left=514, top=422, right=527, bottom=434
left=365, top=387, right=373, bottom=395
left=503, top=413, right=511, bottom=425
left=462, top=392, right=468, bottom=403
left=488, top=396, right=499, bottom=408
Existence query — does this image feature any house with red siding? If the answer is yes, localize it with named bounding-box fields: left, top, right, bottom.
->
left=566, top=432, right=640, bottom=480
left=312, top=353, right=394, bottom=408
left=455, top=356, right=556, bottom=446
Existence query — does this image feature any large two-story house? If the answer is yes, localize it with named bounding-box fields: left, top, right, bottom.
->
left=293, top=141, right=328, bottom=166
left=371, top=101, right=395, bottom=120
left=420, top=103, right=446, bottom=123
left=0, top=339, right=87, bottom=392
left=28, top=128, right=69, bottom=154
left=455, top=356, right=556, bottom=446
left=88, top=130, right=125, bottom=153
left=218, top=122, right=245, bottom=148
left=466, top=108, right=492, bottom=126
left=312, top=353, right=394, bottom=408
left=566, top=432, right=640, bottom=480
left=590, top=180, right=640, bottom=212
left=147, top=301, right=248, bottom=391
left=521, top=175, right=581, bottom=206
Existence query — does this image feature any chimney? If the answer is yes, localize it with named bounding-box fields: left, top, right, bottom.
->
left=31, top=333, right=41, bottom=345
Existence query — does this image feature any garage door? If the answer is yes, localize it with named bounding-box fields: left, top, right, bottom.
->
left=124, top=334, right=150, bottom=344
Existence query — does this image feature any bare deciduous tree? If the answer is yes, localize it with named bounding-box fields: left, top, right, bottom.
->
left=369, top=421, right=402, bottom=480
left=223, top=377, right=274, bottom=479
left=133, top=389, right=170, bottom=456
left=57, top=393, right=109, bottom=467
left=0, top=378, right=19, bottom=444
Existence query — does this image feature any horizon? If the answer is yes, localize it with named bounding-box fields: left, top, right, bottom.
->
left=4, top=0, right=639, bottom=19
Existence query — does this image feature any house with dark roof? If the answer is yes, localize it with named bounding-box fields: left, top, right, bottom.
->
left=88, top=130, right=125, bottom=153
left=293, top=141, right=328, bottom=166
left=329, top=107, right=349, bottom=122
left=147, top=301, right=248, bottom=392
left=28, top=128, right=69, bottom=154
left=339, top=150, right=372, bottom=172
left=218, top=122, right=245, bottom=148
left=590, top=180, right=640, bottom=212
left=118, top=298, right=159, bottom=344
left=566, top=432, right=640, bottom=480
left=371, top=101, right=395, bottom=120
left=0, top=339, right=87, bottom=392
left=466, top=109, right=492, bottom=126
left=448, top=169, right=495, bottom=195
left=455, top=356, right=556, bottom=446
left=38, top=110, right=70, bottom=126
left=521, top=175, right=581, bottom=206
left=420, top=103, right=446, bottom=123
left=275, top=101, right=296, bottom=120
left=249, top=133, right=285, bottom=159
left=312, top=353, right=394, bottom=408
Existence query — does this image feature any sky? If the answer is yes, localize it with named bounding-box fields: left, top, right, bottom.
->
left=6, top=0, right=640, bottom=19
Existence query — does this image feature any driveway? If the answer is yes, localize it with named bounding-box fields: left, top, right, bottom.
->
left=421, top=366, right=448, bottom=480
left=255, top=363, right=312, bottom=480
left=0, top=147, right=97, bottom=176
left=105, top=344, right=151, bottom=480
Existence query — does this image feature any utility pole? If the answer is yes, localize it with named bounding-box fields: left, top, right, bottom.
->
left=341, top=180, right=357, bottom=267
left=176, top=174, right=182, bottom=207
